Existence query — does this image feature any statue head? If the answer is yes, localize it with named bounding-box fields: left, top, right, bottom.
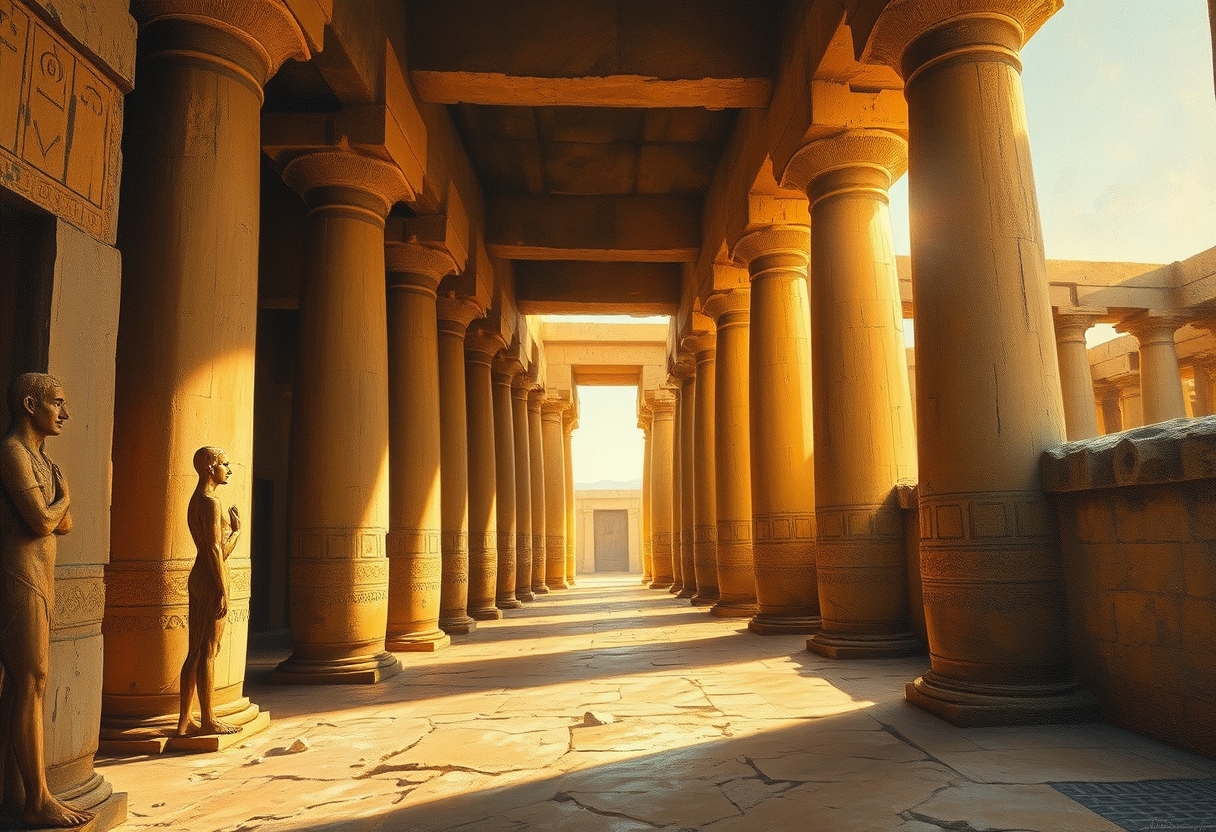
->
left=192, top=446, right=231, bottom=486
left=7, top=373, right=67, bottom=437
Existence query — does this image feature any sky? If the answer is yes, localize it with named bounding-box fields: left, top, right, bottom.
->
left=574, top=0, right=1216, bottom=485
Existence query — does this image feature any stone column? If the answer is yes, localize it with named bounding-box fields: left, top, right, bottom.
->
left=1054, top=311, right=1102, bottom=440
left=382, top=243, right=452, bottom=652
left=437, top=295, right=483, bottom=635
left=542, top=398, right=570, bottom=590
left=1112, top=375, right=1144, bottom=430
left=686, top=334, right=720, bottom=606
left=1095, top=383, right=1122, bottom=434
left=512, top=375, right=537, bottom=601
left=704, top=291, right=758, bottom=618
left=492, top=355, right=524, bottom=609
left=465, top=325, right=505, bottom=620
left=732, top=225, right=820, bottom=634
left=106, top=0, right=308, bottom=741
left=274, top=150, right=408, bottom=684
left=564, top=412, right=577, bottom=586
left=528, top=388, right=550, bottom=594
left=640, top=411, right=654, bottom=584
left=1192, top=359, right=1216, bottom=417
left=1119, top=313, right=1188, bottom=425
left=868, top=1, right=1094, bottom=723
left=648, top=394, right=677, bottom=588
left=677, top=365, right=698, bottom=600
left=782, top=130, right=920, bottom=658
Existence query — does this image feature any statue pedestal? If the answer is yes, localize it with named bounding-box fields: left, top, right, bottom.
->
left=165, top=709, right=272, bottom=753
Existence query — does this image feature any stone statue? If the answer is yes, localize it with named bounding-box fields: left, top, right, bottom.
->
left=176, top=446, right=241, bottom=738
left=0, top=373, right=93, bottom=828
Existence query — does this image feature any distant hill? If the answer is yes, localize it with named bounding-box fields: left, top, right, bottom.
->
left=576, top=478, right=642, bottom=491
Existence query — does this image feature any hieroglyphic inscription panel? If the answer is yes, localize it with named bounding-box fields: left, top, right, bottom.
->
left=0, top=0, right=120, bottom=241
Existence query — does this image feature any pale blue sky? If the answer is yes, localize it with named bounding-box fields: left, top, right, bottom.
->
left=574, top=1, right=1216, bottom=484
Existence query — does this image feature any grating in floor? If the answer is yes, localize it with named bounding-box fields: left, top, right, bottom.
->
left=1052, top=778, right=1216, bottom=832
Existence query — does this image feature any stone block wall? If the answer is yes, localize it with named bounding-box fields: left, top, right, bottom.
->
left=1042, top=417, right=1216, bottom=759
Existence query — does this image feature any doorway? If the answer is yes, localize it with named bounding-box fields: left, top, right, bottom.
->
left=593, top=509, right=630, bottom=572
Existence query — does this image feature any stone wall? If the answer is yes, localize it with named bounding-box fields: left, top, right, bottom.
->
left=1042, top=417, right=1216, bottom=759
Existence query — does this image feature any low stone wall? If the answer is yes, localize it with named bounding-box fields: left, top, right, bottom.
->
left=1042, top=416, right=1216, bottom=758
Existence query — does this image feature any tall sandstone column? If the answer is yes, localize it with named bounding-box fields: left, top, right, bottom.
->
left=512, top=375, right=536, bottom=601
left=640, top=410, right=654, bottom=584
left=669, top=381, right=685, bottom=594
left=274, top=149, right=408, bottom=683
left=732, top=225, right=820, bottom=634
left=564, top=412, right=577, bottom=585
left=648, top=394, right=677, bottom=589
left=106, top=0, right=308, bottom=737
left=1119, top=313, right=1188, bottom=425
left=677, top=366, right=697, bottom=600
left=465, top=326, right=505, bottom=620
left=491, top=355, right=523, bottom=609
left=383, top=242, right=453, bottom=651
left=782, top=130, right=921, bottom=658
left=542, top=398, right=570, bottom=590
left=528, top=388, right=550, bottom=593
left=704, top=291, right=758, bottom=618
left=865, top=0, right=1094, bottom=723
left=688, top=333, right=720, bottom=606
left=1054, top=311, right=1102, bottom=440
left=437, top=296, right=482, bottom=635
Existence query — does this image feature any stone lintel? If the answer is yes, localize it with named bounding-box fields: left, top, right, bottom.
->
left=486, top=194, right=702, bottom=263
left=514, top=261, right=681, bottom=316
left=1041, top=415, right=1216, bottom=492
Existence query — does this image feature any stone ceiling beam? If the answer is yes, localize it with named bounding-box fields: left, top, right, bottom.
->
left=514, top=261, right=681, bottom=315
left=406, top=0, right=774, bottom=109
left=487, top=195, right=701, bottom=263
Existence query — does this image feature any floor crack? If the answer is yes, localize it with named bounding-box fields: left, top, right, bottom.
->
left=552, top=792, right=664, bottom=828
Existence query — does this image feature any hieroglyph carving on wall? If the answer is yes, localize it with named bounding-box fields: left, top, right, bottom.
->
left=0, top=0, right=121, bottom=242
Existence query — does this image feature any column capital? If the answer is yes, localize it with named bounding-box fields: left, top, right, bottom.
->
left=1052, top=308, right=1104, bottom=344
left=683, top=331, right=716, bottom=361
left=386, top=241, right=462, bottom=292
left=466, top=324, right=508, bottom=361
left=855, top=0, right=1061, bottom=81
left=527, top=387, right=546, bottom=410
left=779, top=129, right=907, bottom=196
left=282, top=148, right=412, bottom=217
left=669, top=350, right=696, bottom=383
left=436, top=293, right=484, bottom=335
left=132, top=0, right=312, bottom=86
left=1117, top=310, right=1187, bottom=346
left=493, top=353, right=526, bottom=380
left=649, top=394, right=676, bottom=417
left=563, top=409, right=578, bottom=431
left=729, top=225, right=810, bottom=273
left=541, top=396, right=570, bottom=418
left=702, top=289, right=751, bottom=324
left=511, top=371, right=538, bottom=393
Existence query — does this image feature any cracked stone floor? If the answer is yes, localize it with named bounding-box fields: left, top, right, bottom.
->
left=98, top=575, right=1216, bottom=832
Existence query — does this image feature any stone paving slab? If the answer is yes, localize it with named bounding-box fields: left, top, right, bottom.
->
left=96, top=575, right=1216, bottom=832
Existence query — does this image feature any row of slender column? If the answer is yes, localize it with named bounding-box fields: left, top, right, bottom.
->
left=640, top=1, right=1095, bottom=726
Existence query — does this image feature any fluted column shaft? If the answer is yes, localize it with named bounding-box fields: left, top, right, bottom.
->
left=1120, top=314, right=1188, bottom=425
left=437, top=297, right=482, bottom=635
left=542, top=399, right=570, bottom=590
left=276, top=151, right=409, bottom=684
left=492, top=358, right=523, bottom=609
left=690, top=337, right=720, bottom=606
left=786, top=131, right=920, bottom=659
left=1054, top=314, right=1101, bottom=440
left=885, top=4, right=1093, bottom=724
left=512, top=379, right=536, bottom=601
left=465, top=328, right=504, bottom=621
left=733, top=225, right=819, bottom=635
left=648, top=397, right=676, bottom=589
left=383, top=250, right=451, bottom=653
left=677, top=373, right=697, bottom=599
left=705, top=292, right=758, bottom=618
left=528, top=389, right=550, bottom=594
left=564, top=414, right=577, bottom=585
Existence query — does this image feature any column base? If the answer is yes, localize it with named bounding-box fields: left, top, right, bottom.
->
left=690, top=591, right=719, bottom=607
left=648, top=580, right=673, bottom=590
left=676, top=587, right=697, bottom=599
left=99, top=697, right=264, bottom=755
left=471, top=606, right=504, bottom=621
left=905, top=672, right=1101, bottom=727
left=440, top=616, right=477, bottom=635
left=516, top=589, right=536, bottom=602
left=273, top=651, right=401, bottom=685
left=807, top=631, right=923, bottom=660
left=710, top=600, right=758, bottom=618
left=497, top=596, right=524, bottom=610
left=548, top=580, right=570, bottom=591
left=387, top=629, right=450, bottom=652
left=533, top=583, right=550, bottom=594
left=668, top=583, right=683, bottom=595
left=748, top=613, right=821, bottom=635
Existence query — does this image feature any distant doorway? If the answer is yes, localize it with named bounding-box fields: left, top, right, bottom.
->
left=593, top=510, right=629, bottom=572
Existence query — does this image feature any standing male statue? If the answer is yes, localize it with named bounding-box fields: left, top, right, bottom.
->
left=0, top=373, right=92, bottom=828
left=176, top=446, right=241, bottom=738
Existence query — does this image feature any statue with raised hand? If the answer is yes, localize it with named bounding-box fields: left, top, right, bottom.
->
left=176, top=446, right=241, bottom=738
left=0, top=373, right=92, bottom=828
